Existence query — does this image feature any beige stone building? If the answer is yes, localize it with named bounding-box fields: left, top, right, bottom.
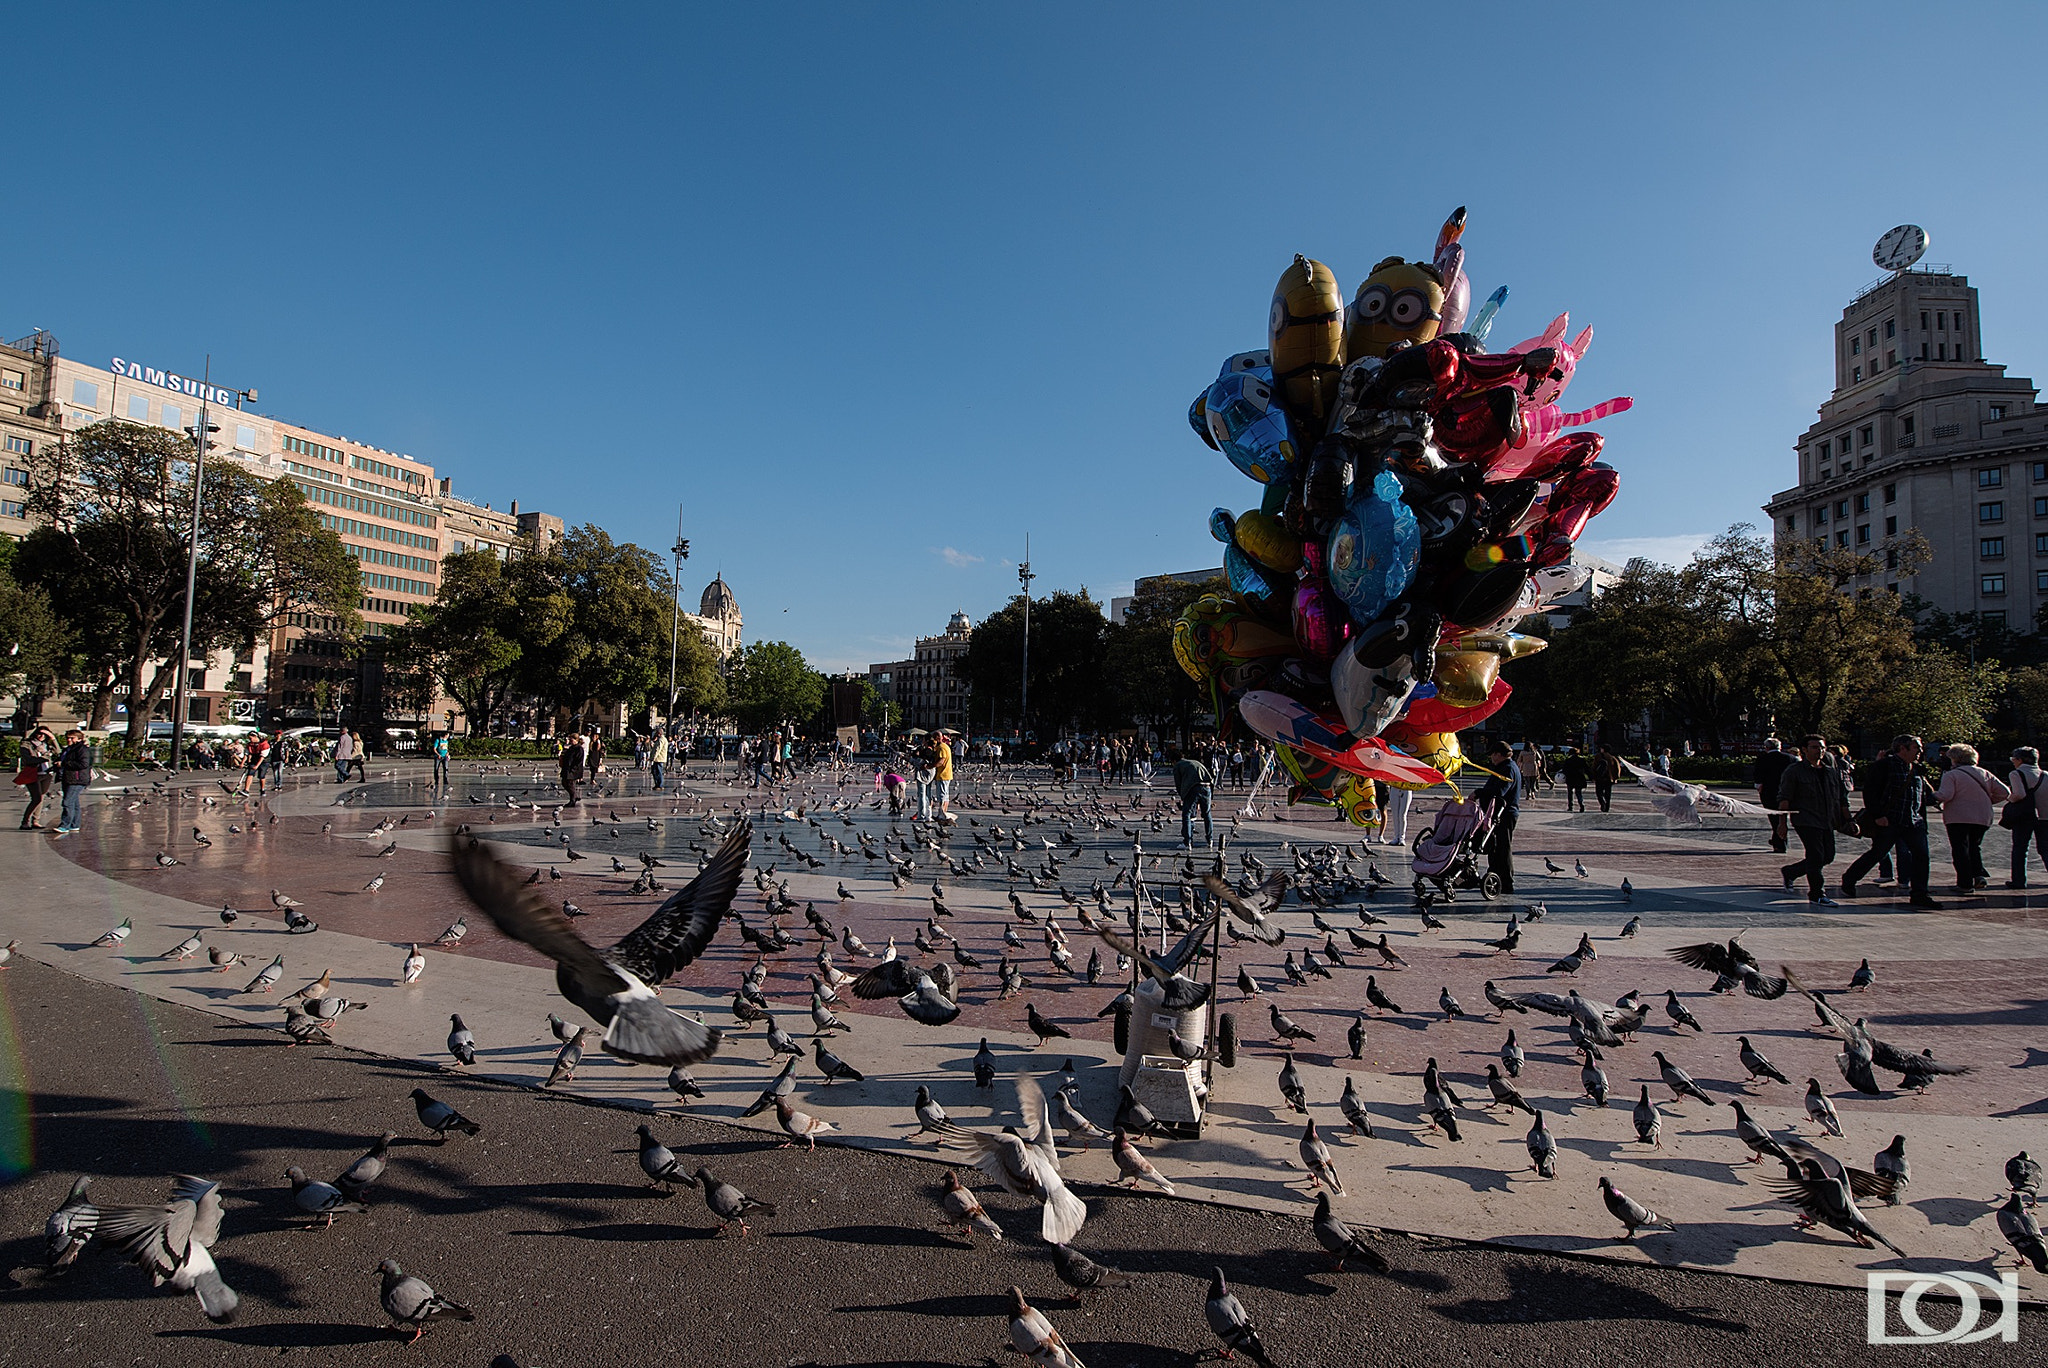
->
left=870, top=610, right=973, bottom=733
left=0, top=330, right=63, bottom=542
left=688, top=574, right=744, bottom=660
left=1764, top=263, right=2047, bottom=625
left=437, top=481, right=566, bottom=559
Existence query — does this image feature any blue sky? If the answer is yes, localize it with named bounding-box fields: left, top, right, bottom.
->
left=6, top=4, right=2045, bottom=671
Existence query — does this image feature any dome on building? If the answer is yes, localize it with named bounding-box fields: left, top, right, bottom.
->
left=947, top=609, right=971, bottom=635
left=700, top=574, right=740, bottom=621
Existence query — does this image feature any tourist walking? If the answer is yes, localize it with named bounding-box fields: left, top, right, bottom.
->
left=1753, top=737, right=1793, bottom=854
left=1517, top=741, right=1543, bottom=801
left=17, top=724, right=56, bottom=829
left=332, top=728, right=356, bottom=783
left=559, top=732, right=587, bottom=804
left=1842, top=735, right=1938, bottom=907
left=1381, top=784, right=1412, bottom=846
left=2005, top=747, right=2048, bottom=887
left=1555, top=747, right=1589, bottom=813
left=1778, top=734, right=1848, bottom=905
left=52, top=728, right=91, bottom=836
left=1592, top=745, right=1621, bottom=813
left=1475, top=739, right=1521, bottom=894
left=1933, top=744, right=2008, bottom=895
left=431, top=732, right=451, bottom=787
left=650, top=728, right=669, bottom=791
left=933, top=729, right=956, bottom=823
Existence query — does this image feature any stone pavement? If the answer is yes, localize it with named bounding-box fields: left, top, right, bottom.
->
left=4, top=758, right=2044, bottom=1305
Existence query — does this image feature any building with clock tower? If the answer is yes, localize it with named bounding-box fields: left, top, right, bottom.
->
left=1763, top=227, right=2048, bottom=626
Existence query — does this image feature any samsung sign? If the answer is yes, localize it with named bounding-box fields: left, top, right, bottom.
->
left=109, top=357, right=242, bottom=407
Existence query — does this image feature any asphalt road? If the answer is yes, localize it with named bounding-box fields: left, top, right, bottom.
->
left=0, top=956, right=2036, bottom=1367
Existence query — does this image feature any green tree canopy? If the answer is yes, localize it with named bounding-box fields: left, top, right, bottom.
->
left=516, top=526, right=686, bottom=720
left=1100, top=575, right=1225, bottom=742
left=386, top=548, right=568, bottom=736
left=726, top=640, right=825, bottom=732
left=965, top=589, right=1106, bottom=739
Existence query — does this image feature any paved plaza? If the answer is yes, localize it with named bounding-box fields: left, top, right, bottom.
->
left=1, top=758, right=2044, bottom=1361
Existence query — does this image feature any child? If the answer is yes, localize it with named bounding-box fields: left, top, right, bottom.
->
left=882, top=771, right=907, bottom=817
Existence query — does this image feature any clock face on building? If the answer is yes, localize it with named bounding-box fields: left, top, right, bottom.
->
left=1873, top=224, right=1928, bottom=272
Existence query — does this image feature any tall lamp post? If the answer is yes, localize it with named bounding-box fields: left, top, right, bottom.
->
left=664, top=502, right=690, bottom=719
left=1017, top=534, right=1034, bottom=750
left=168, top=361, right=255, bottom=771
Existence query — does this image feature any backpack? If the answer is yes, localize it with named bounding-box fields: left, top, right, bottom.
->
left=2001, top=770, right=2042, bottom=830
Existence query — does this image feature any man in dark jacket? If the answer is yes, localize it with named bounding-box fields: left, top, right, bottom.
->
left=1171, top=745, right=1213, bottom=850
left=1556, top=748, right=1590, bottom=812
left=1592, top=746, right=1622, bottom=812
left=558, top=733, right=586, bottom=805
left=1475, top=739, right=1522, bottom=894
left=53, top=728, right=91, bottom=836
left=1777, top=735, right=1846, bottom=904
left=1842, top=734, right=1938, bottom=908
left=1753, top=737, right=1794, bottom=854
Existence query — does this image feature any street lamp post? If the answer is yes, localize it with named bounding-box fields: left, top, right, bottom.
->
left=167, top=368, right=256, bottom=772
left=1017, top=534, right=1034, bottom=750
left=665, top=502, right=689, bottom=719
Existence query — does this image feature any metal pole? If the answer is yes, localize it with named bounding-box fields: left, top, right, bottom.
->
left=666, top=502, right=684, bottom=717
left=1018, top=534, right=1033, bottom=751
left=168, top=359, right=213, bottom=772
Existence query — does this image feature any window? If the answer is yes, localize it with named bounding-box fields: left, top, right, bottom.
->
left=1818, top=468, right=1830, bottom=482
left=1938, top=312, right=1946, bottom=330
left=1852, top=367, right=1863, bottom=382
left=1982, top=538, right=2005, bottom=558
left=1985, top=611, right=2007, bottom=626
left=1981, top=502, right=2005, bottom=522
left=0, top=369, right=22, bottom=391
left=127, top=394, right=150, bottom=419
left=1858, top=524, right=1872, bottom=545
left=1982, top=575, right=2006, bottom=596
left=1885, top=319, right=1895, bottom=338
left=2039, top=571, right=2048, bottom=593
left=2, top=467, right=25, bottom=487
left=1921, top=343, right=1928, bottom=359
left=162, top=403, right=183, bottom=431
left=235, top=424, right=257, bottom=450
left=1887, top=548, right=1899, bottom=571
left=2, top=435, right=29, bottom=456
left=1991, top=405, right=2007, bottom=420
left=1938, top=343, right=1947, bottom=360
left=1784, top=516, right=1797, bottom=532
left=1837, top=530, right=1851, bottom=548
left=187, top=668, right=206, bottom=692
left=1851, top=336, right=1861, bottom=355
left=232, top=671, right=253, bottom=694
left=1885, top=516, right=1897, bottom=536
left=1819, top=440, right=1832, bottom=460
left=2036, top=534, right=2048, bottom=556
left=1921, top=311, right=1930, bottom=329
left=2037, top=498, right=2048, bottom=518
left=1981, top=468, right=2004, bottom=487
left=1867, top=328, right=1878, bottom=347
left=1883, top=483, right=1896, bottom=503
left=2035, top=463, right=2047, bottom=483
left=0, top=500, right=22, bottom=519
left=1856, top=493, right=1870, bottom=513
left=1860, top=426, right=1874, bottom=448
left=1887, top=350, right=1896, bottom=367
left=70, top=380, right=99, bottom=408
left=1901, top=415, right=1915, bottom=438
left=1836, top=500, right=1850, bottom=518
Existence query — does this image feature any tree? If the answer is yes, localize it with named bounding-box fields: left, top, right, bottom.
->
left=0, top=540, right=67, bottom=713
left=1101, top=575, right=1226, bottom=743
left=514, top=526, right=677, bottom=722
left=385, top=549, right=568, bottom=736
left=965, top=589, right=1107, bottom=739
left=858, top=678, right=900, bottom=732
left=726, top=641, right=825, bottom=732
left=19, top=421, right=360, bottom=740
left=1853, top=646, right=2005, bottom=744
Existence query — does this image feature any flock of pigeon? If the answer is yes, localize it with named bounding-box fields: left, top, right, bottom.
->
left=22, top=758, right=2048, bottom=1357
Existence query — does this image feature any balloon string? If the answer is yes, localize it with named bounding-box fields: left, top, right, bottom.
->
left=1240, top=751, right=1277, bottom=818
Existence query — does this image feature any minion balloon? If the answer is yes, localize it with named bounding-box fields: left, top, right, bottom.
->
left=1343, top=257, right=1447, bottom=362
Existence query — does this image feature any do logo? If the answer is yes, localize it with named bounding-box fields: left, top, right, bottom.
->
left=1866, top=1271, right=2020, bottom=1344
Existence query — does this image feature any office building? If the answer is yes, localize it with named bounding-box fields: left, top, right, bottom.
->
left=0, top=330, right=62, bottom=542
left=1110, top=567, right=1225, bottom=625
left=869, top=610, right=973, bottom=733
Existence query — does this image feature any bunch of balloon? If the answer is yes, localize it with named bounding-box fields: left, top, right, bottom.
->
left=1178, top=207, right=1630, bottom=824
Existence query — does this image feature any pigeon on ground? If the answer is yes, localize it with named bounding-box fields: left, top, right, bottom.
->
left=1766, top=1158, right=1905, bottom=1255
left=1277, top=1055, right=1308, bottom=1115
left=1633, top=1086, right=1662, bottom=1148
left=740, top=1058, right=798, bottom=1118
left=1365, top=975, right=1402, bottom=1015
left=284, top=907, right=318, bottom=934
left=1005, top=1286, right=1086, bottom=1368
left=1738, top=1036, right=1790, bottom=1085
left=1026, top=1002, right=1072, bottom=1046
left=446, top=822, right=750, bottom=1066
left=155, top=851, right=181, bottom=867
left=334, top=1134, right=395, bottom=1202
left=1652, top=1051, right=1715, bottom=1107
left=1599, top=1175, right=1671, bottom=1238
left=1347, top=1014, right=1367, bottom=1060
left=775, top=1096, right=836, bottom=1150
left=1500, top=1029, right=1523, bottom=1078
left=938, top=1170, right=1002, bottom=1241
left=1998, top=1193, right=2048, bottom=1273
left=92, top=918, right=133, bottom=948
left=1311, top=1190, right=1389, bottom=1272
left=931, top=1079, right=1088, bottom=1242
left=544, top=1027, right=587, bottom=1086
left=433, top=916, right=467, bottom=947
left=666, top=1067, right=704, bottom=1105
left=89, top=1175, right=238, bottom=1321
left=241, top=956, right=284, bottom=994
left=286, top=1166, right=367, bottom=1227
left=1339, top=1075, right=1374, bottom=1138
left=812, top=1038, right=864, bottom=1084
left=1620, top=915, right=1640, bottom=938
left=160, top=933, right=203, bottom=962
left=409, top=1088, right=481, bottom=1141
left=1269, top=1003, right=1316, bottom=1043
left=635, top=1124, right=693, bottom=1193
left=1204, top=1268, right=1275, bottom=1368
left=1485, top=1065, right=1537, bottom=1116
left=43, top=1176, right=94, bottom=1270
left=912, top=1084, right=949, bottom=1137
left=1727, top=1101, right=1788, bottom=1165
left=1526, top=1109, right=1559, bottom=1179
left=362, top=874, right=384, bottom=894
left=1299, top=1118, right=1343, bottom=1194
left=377, top=1258, right=474, bottom=1344
left=1052, top=1242, right=1137, bottom=1296
left=1873, top=1135, right=1909, bottom=1205
left=446, top=1015, right=476, bottom=1067
left=1439, top=986, right=1466, bottom=1019
left=1580, top=1048, right=1610, bottom=1107
left=1422, top=1060, right=1461, bottom=1141
left=1850, top=958, right=1875, bottom=991
left=693, top=1167, right=775, bottom=1236
left=1664, top=991, right=1702, bottom=1032
left=400, top=945, right=424, bottom=984
left=1055, top=1087, right=1110, bottom=1148
left=1804, top=1078, right=1844, bottom=1137
left=2008, top=1151, right=2042, bottom=1203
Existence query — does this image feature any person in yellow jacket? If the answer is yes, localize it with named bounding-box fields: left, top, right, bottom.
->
left=932, top=731, right=956, bottom=823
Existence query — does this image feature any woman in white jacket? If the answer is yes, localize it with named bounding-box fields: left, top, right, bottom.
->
left=2006, top=746, right=2048, bottom=887
left=1935, top=743, right=2010, bottom=894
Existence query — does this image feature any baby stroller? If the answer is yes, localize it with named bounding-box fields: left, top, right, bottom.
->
left=1410, top=794, right=1499, bottom=902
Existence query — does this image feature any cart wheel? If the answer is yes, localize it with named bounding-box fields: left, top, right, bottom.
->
left=1112, top=1004, right=1130, bottom=1055
left=1480, top=872, right=1502, bottom=899
left=1218, top=1012, right=1238, bottom=1068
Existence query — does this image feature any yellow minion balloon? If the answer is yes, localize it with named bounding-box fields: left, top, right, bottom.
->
left=1344, top=256, right=1446, bottom=362
left=1269, top=255, right=1345, bottom=427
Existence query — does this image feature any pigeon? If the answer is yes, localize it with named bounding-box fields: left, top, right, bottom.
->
left=1312, top=1191, right=1389, bottom=1272
left=1633, top=1086, right=1662, bottom=1148
left=218, top=905, right=239, bottom=925
left=1116, top=1085, right=1162, bottom=1139
left=812, top=1037, right=864, bottom=1084
left=1620, top=878, right=1633, bottom=901
left=1574, top=859, right=1588, bottom=878
left=1371, top=933, right=1409, bottom=967
left=633, top=1123, right=693, bottom=1192
left=1346, top=1014, right=1367, bottom=1060
left=1052, top=1241, right=1137, bottom=1296
left=666, top=1066, right=705, bottom=1104
left=1500, top=1030, right=1524, bottom=1078
left=544, top=1027, right=587, bottom=1086
left=409, top=1088, right=481, bottom=1141
left=1485, top=981, right=1526, bottom=1018
left=433, top=916, right=468, bottom=947
left=1338, top=1074, right=1374, bottom=1138
left=1439, top=986, right=1466, bottom=1020
left=155, top=851, right=181, bottom=867
left=974, top=1038, right=998, bottom=1090
left=1237, top=965, right=1264, bottom=998
left=1005, top=1286, right=1086, bottom=1368
left=92, top=917, right=133, bottom=948
left=446, top=822, right=749, bottom=1066
left=938, top=1169, right=1003, bottom=1241
left=160, top=933, right=203, bottom=962
left=740, top=1058, right=799, bottom=1118
left=1580, top=1048, right=1610, bottom=1107
left=191, top=827, right=211, bottom=847
left=1544, top=857, right=1565, bottom=876
left=1364, top=975, right=1402, bottom=1015
left=1277, top=1054, right=1308, bottom=1115
left=1200, top=860, right=1289, bottom=944
left=286, top=1166, right=367, bottom=1227
left=1598, top=1175, right=1671, bottom=1238
left=1485, top=1064, right=1537, bottom=1116
left=1269, top=1003, right=1316, bottom=1043
left=1055, top=1087, right=1110, bottom=1148
left=1422, top=1059, right=1461, bottom=1141
left=2008, top=1151, right=2042, bottom=1202
left=1737, top=1036, right=1790, bottom=1085
left=271, top=889, right=303, bottom=909
left=399, top=945, right=425, bottom=984
left=241, top=955, right=284, bottom=994
left=283, top=907, right=318, bottom=934
left=446, top=1014, right=476, bottom=1067
left=88, top=1175, right=238, bottom=1321
left=1652, top=1050, right=1715, bottom=1106
left=1727, top=1100, right=1789, bottom=1165
left=693, top=1167, right=775, bottom=1236
left=1620, top=915, right=1640, bottom=938
left=362, top=873, right=384, bottom=894
left=1767, top=1158, right=1905, bottom=1255
left=1204, top=1268, right=1275, bottom=1368
left=1998, top=1193, right=2048, bottom=1273
left=775, top=1096, right=836, bottom=1149
left=1664, top=991, right=1702, bottom=1032
left=1112, top=1126, right=1175, bottom=1193
left=931, top=1078, right=1088, bottom=1243
left=1804, top=1078, right=1844, bottom=1137
left=43, top=1175, right=95, bottom=1270
left=763, top=1015, right=804, bottom=1060
left=1667, top=936, right=1787, bottom=998
left=1849, top=958, right=1875, bottom=991
left=1298, top=1118, right=1343, bottom=1194
left=377, top=1258, right=474, bottom=1344
left=1873, top=1135, right=1910, bottom=1205
left=334, top=1134, right=395, bottom=1202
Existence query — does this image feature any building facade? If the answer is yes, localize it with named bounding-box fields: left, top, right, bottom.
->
left=1763, top=264, right=2045, bottom=624
left=687, top=574, right=744, bottom=660
left=0, top=330, right=62, bottom=542
left=869, top=611, right=973, bottom=733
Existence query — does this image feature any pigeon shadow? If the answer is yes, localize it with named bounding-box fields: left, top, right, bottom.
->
left=511, top=1221, right=715, bottom=1242
left=1435, top=1259, right=1753, bottom=1330
left=1387, top=1162, right=1514, bottom=1194
left=834, top=1292, right=1012, bottom=1318
left=158, top=1322, right=392, bottom=1348
left=773, top=1223, right=962, bottom=1249
left=1912, top=1196, right=1992, bottom=1229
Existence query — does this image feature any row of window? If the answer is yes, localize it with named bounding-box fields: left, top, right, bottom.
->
left=357, top=571, right=432, bottom=596
left=1, top=369, right=23, bottom=391
left=4, top=434, right=31, bottom=456
left=284, top=434, right=347, bottom=465
left=3, top=467, right=27, bottom=487
left=1976, top=533, right=2048, bottom=559
left=0, top=500, right=22, bottom=519
left=318, top=512, right=437, bottom=552
left=351, top=453, right=423, bottom=486
left=347, top=542, right=436, bottom=576
left=361, top=596, right=412, bottom=616
left=290, top=478, right=438, bottom=528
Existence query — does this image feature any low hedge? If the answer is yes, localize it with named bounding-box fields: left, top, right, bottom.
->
left=1668, top=757, right=1756, bottom=782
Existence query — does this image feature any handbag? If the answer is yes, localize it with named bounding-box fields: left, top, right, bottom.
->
left=2000, top=770, right=2041, bottom=830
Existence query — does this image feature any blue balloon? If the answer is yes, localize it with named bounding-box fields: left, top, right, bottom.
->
left=1327, top=470, right=1420, bottom=622
left=1224, top=544, right=1278, bottom=604
left=1200, top=368, right=1301, bottom=486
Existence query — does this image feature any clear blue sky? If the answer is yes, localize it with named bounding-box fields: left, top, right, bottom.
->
left=6, top=4, right=2044, bottom=672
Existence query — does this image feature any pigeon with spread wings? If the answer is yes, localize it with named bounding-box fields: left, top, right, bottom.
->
left=1198, top=859, right=1289, bottom=945
left=1666, top=933, right=1788, bottom=999
left=1619, top=757, right=1786, bottom=826
left=930, top=1077, right=1087, bottom=1244
left=1092, top=913, right=1218, bottom=1011
left=447, top=821, right=750, bottom=1066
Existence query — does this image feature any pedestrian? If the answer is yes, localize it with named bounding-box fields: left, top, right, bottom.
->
left=1753, top=737, right=1793, bottom=854
left=1652, top=747, right=1673, bottom=777
left=1593, top=745, right=1621, bottom=813
left=1474, top=740, right=1521, bottom=893
left=1517, top=741, right=1544, bottom=801
left=16, top=724, right=56, bottom=829
left=346, top=730, right=368, bottom=783
left=1841, top=735, right=1938, bottom=908
left=633, top=732, right=647, bottom=770
left=332, top=728, right=356, bottom=783
left=237, top=732, right=269, bottom=796
left=933, top=729, right=956, bottom=823
left=1171, top=744, right=1213, bottom=850
left=52, top=728, right=91, bottom=836
left=1933, top=743, right=2008, bottom=896
left=2001, top=746, right=2048, bottom=887
left=1550, top=747, right=1586, bottom=813
left=559, top=732, right=586, bottom=804
left=650, top=728, right=669, bottom=791
left=431, top=731, right=451, bottom=787
left=1777, top=734, right=1849, bottom=905
left=1382, top=783, right=1412, bottom=846
left=267, top=729, right=286, bottom=787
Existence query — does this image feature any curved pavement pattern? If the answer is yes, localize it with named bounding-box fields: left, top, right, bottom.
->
left=5, top=758, right=2044, bottom=1307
